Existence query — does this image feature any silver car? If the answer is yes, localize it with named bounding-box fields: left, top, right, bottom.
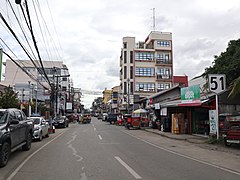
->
left=30, top=117, right=49, bottom=141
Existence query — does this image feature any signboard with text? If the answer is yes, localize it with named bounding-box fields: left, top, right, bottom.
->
left=209, top=110, right=217, bottom=134
left=180, top=85, right=200, bottom=104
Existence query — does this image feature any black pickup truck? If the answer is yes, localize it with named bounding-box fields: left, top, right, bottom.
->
left=0, top=108, right=33, bottom=167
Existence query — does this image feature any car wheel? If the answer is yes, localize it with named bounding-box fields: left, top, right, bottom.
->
left=0, top=142, right=11, bottom=167
left=224, top=139, right=232, bottom=147
left=22, top=132, right=32, bottom=151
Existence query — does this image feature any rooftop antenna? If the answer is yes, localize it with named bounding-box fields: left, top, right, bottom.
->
left=152, top=8, right=156, bottom=31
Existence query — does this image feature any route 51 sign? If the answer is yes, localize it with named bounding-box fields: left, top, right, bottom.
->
left=208, top=74, right=226, bottom=94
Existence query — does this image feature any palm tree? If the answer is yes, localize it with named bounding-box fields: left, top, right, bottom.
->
left=228, top=76, right=240, bottom=98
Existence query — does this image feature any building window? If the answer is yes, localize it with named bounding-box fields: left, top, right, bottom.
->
left=157, top=41, right=171, bottom=47
left=123, top=42, right=127, bottom=49
left=124, top=82, right=127, bottom=94
left=136, top=67, right=155, bottom=77
left=135, top=52, right=154, bottom=61
left=130, top=82, right=133, bottom=94
left=135, top=83, right=155, bottom=92
left=124, top=51, right=127, bottom=63
left=157, top=68, right=164, bottom=75
left=130, top=66, right=133, bottom=79
left=62, top=86, right=67, bottom=91
left=62, top=77, right=67, bottom=81
left=130, top=51, right=133, bottom=63
left=124, top=66, right=127, bottom=79
left=165, top=83, right=170, bottom=89
left=158, top=83, right=165, bottom=90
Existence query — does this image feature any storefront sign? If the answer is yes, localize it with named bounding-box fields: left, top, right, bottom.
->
left=209, top=110, right=217, bottom=134
left=180, top=85, right=200, bottom=104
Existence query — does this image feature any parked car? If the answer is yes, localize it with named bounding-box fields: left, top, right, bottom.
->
left=223, top=123, right=240, bottom=147
left=29, top=117, right=49, bottom=141
left=52, top=116, right=69, bottom=128
left=0, top=108, right=33, bottom=167
left=107, top=113, right=118, bottom=124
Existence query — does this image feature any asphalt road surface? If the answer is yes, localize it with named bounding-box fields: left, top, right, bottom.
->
left=2, top=117, right=240, bottom=180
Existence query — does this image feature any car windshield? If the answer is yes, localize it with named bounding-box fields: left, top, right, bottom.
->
left=0, top=111, right=7, bottom=124
left=33, top=118, right=40, bottom=124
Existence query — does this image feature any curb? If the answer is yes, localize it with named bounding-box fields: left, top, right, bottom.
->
left=143, top=129, right=207, bottom=144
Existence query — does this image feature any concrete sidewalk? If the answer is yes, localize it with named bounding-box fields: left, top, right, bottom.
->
left=143, top=128, right=209, bottom=144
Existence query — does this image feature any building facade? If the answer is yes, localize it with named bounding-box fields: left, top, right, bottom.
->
left=120, top=31, right=173, bottom=110
left=2, top=59, right=71, bottom=116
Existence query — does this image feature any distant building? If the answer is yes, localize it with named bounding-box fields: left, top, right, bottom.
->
left=1, top=59, right=71, bottom=116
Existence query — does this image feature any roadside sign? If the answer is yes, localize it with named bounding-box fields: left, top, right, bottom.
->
left=209, top=110, right=217, bottom=134
left=208, top=74, right=226, bottom=94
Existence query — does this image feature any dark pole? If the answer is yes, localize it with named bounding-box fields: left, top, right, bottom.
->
left=55, top=76, right=59, bottom=117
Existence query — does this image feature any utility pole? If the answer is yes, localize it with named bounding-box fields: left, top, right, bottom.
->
left=28, top=81, right=32, bottom=116
left=35, top=83, right=38, bottom=114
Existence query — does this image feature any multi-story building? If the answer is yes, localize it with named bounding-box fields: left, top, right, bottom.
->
left=120, top=31, right=173, bottom=109
left=1, top=59, right=71, bottom=116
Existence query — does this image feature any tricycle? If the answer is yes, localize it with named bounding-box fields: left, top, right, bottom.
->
left=223, top=122, right=240, bottom=147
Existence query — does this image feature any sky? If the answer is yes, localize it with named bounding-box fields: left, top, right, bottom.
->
left=0, top=0, right=240, bottom=108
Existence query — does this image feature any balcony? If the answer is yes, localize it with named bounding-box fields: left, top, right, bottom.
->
left=156, top=74, right=172, bottom=81
left=156, top=59, right=172, bottom=65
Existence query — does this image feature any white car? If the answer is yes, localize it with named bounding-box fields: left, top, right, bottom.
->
left=30, top=117, right=49, bottom=141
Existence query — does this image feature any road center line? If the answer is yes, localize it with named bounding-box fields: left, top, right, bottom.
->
left=122, top=130, right=240, bottom=176
left=98, top=135, right=102, bottom=140
left=7, top=131, right=66, bottom=180
left=115, top=156, right=142, bottom=179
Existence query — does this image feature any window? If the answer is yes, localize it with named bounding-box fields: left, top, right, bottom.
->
left=158, top=83, right=164, bottom=90
left=136, top=67, right=155, bottom=76
left=124, top=51, right=127, bottom=63
left=157, top=68, right=164, bottom=75
left=165, top=83, right=170, bottom=89
left=157, top=41, right=171, bottom=47
left=135, top=52, right=154, bottom=61
left=130, top=82, right=133, bottom=94
left=124, top=82, right=127, bottom=94
left=156, top=53, right=164, bottom=60
left=124, top=66, right=127, bottom=79
left=130, top=51, right=133, bottom=63
left=62, top=86, right=67, bottom=91
left=62, top=77, right=67, bottom=81
left=135, top=83, right=155, bottom=92
left=123, top=42, right=127, bottom=49
left=130, top=66, right=133, bottom=79
left=165, top=68, right=170, bottom=75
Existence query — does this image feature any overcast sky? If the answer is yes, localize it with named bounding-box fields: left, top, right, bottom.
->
left=1, top=0, right=240, bottom=108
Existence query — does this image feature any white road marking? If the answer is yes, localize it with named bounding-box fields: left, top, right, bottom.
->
left=123, top=130, right=240, bottom=176
left=98, top=135, right=102, bottom=140
left=7, top=131, right=66, bottom=180
left=115, top=156, right=142, bottom=179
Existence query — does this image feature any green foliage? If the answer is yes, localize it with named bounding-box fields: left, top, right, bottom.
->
left=0, top=86, right=19, bottom=108
left=203, top=39, right=240, bottom=96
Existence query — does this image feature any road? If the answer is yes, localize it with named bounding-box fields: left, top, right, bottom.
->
left=1, top=117, right=240, bottom=180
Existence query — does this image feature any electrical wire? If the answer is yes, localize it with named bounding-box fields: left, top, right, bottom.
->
left=24, top=0, right=51, bottom=86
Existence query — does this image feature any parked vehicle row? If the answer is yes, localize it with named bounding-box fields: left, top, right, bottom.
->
left=0, top=108, right=70, bottom=168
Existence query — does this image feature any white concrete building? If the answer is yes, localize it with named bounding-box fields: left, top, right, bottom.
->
left=1, top=59, right=71, bottom=115
left=120, top=31, right=173, bottom=106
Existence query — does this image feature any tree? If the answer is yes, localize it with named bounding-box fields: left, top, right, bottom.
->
left=203, top=39, right=240, bottom=97
left=0, top=86, right=19, bottom=108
